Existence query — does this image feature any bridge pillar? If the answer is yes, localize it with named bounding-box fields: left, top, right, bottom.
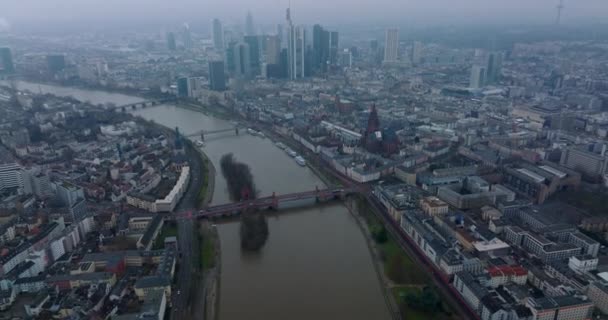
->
left=271, top=192, right=278, bottom=210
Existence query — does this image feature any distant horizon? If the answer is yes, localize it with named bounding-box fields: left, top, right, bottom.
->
left=2, top=0, right=608, bottom=34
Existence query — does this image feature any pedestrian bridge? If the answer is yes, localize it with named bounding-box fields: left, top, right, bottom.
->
left=185, top=125, right=244, bottom=141
left=172, top=187, right=351, bottom=220
left=113, top=98, right=177, bottom=112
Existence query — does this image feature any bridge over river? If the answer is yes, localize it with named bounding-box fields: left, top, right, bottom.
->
left=113, top=98, right=177, bottom=112
left=171, top=187, right=351, bottom=220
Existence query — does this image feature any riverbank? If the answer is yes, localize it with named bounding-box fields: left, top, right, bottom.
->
left=352, top=195, right=458, bottom=320
left=177, top=102, right=232, bottom=121
left=9, top=76, right=172, bottom=100
left=345, top=197, right=402, bottom=320
left=196, top=147, right=216, bottom=209
left=189, top=143, right=219, bottom=320
left=9, top=82, right=394, bottom=320
left=191, top=221, right=221, bottom=320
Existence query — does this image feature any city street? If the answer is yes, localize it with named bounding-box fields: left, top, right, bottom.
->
left=172, top=141, right=206, bottom=320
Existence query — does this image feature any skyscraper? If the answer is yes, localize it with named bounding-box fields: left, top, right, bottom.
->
left=469, top=65, right=486, bottom=89
left=244, top=35, right=261, bottom=76
left=339, top=49, right=352, bottom=68
left=177, top=77, right=189, bottom=97
left=312, top=25, right=338, bottom=73
left=246, top=11, right=256, bottom=36
left=264, top=35, right=280, bottom=65
left=234, top=42, right=251, bottom=78
left=329, top=31, right=339, bottom=65
left=167, top=32, right=177, bottom=51
left=286, top=8, right=306, bottom=80
left=485, top=52, right=504, bottom=85
left=225, top=42, right=236, bottom=72
left=209, top=61, right=226, bottom=91
left=383, top=28, right=399, bottom=63
left=288, top=26, right=306, bottom=80
left=212, top=19, right=225, bottom=51
left=0, top=47, right=15, bottom=74
left=182, top=23, right=193, bottom=49
left=312, top=25, right=326, bottom=72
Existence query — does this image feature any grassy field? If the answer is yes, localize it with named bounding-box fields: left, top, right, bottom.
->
left=201, top=236, right=215, bottom=270
left=379, top=237, right=428, bottom=285
left=355, top=196, right=457, bottom=320
left=196, top=224, right=216, bottom=271
left=152, top=224, right=178, bottom=250
left=357, top=197, right=428, bottom=285
left=392, top=287, right=457, bottom=320
left=197, top=158, right=210, bottom=208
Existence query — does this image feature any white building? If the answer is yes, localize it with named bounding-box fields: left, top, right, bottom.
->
left=383, top=28, right=399, bottom=63
left=0, top=160, right=23, bottom=191
left=568, top=255, right=598, bottom=274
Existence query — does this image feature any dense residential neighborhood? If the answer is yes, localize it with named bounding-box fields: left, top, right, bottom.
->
left=2, top=6, right=608, bottom=320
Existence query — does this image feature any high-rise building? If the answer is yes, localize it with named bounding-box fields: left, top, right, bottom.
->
left=0, top=47, right=15, bottom=74
left=47, top=54, right=66, bottom=75
left=285, top=8, right=306, bottom=80
left=209, top=61, right=226, bottom=91
left=55, top=181, right=86, bottom=220
left=167, top=32, right=177, bottom=51
left=411, top=41, right=423, bottom=64
left=560, top=144, right=608, bottom=179
left=287, top=25, right=306, bottom=80
left=246, top=11, right=256, bottom=36
left=279, top=48, right=289, bottom=78
left=383, top=28, right=399, bottom=63
left=329, top=31, right=339, bottom=65
left=485, top=52, right=503, bottom=85
left=312, top=24, right=328, bottom=72
left=312, top=25, right=338, bottom=73
left=244, top=35, right=261, bottom=76
left=212, top=19, right=225, bottom=51
left=277, top=24, right=285, bottom=48
left=264, top=35, right=280, bottom=65
left=225, top=42, right=236, bottom=72
left=182, top=23, right=193, bottom=49
left=234, top=42, right=251, bottom=78
left=339, top=49, right=352, bottom=68
left=0, top=152, right=22, bottom=192
left=177, top=77, right=189, bottom=97
left=469, top=65, right=486, bottom=89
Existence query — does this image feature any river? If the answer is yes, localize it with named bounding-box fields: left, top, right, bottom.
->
left=10, top=81, right=391, bottom=320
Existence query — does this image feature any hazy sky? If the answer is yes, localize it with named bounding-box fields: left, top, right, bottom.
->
left=2, top=0, right=608, bottom=32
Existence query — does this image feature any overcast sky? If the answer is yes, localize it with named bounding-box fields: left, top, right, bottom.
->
left=2, top=0, right=608, bottom=32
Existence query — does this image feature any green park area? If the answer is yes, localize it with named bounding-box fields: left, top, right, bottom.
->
left=195, top=224, right=216, bottom=271
left=152, top=223, right=178, bottom=250
left=197, top=157, right=211, bottom=208
left=201, top=236, right=215, bottom=270
left=357, top=196, right=456, bottom=320
left=392, top=286, right=457, bottom=320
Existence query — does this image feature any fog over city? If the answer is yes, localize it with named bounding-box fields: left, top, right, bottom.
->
left=3, top=1, right=608, bottom=320
left=2, top=0, right=608, bottom=31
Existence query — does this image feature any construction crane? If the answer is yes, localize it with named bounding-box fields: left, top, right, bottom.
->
left=556, top=0, right=565, bottom=25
